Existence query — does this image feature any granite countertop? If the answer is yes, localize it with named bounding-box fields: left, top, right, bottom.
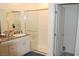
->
left=0, top=34, right=30, bottom=43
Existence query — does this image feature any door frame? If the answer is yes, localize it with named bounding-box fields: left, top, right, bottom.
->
left=54, top=3, right=78, bottom=56
left=53, top=4, right=66, bottom=56
left=48, top=3, right=79, bottom=56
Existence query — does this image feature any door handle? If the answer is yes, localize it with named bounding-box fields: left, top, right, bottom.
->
left=62, top=33, right=64, bottom=36
left=54, top=33, right=56, bottom=36
left=54, top=33, right=64, bottom=36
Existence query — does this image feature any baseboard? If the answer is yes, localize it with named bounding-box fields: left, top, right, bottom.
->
left=62, top=52, right=75, bottom=56
left=31, top=49, right=47, bottom=56
left=64, top=51, right=75, bottom=55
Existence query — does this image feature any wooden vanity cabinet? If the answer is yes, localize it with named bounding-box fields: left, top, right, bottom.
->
left=0, top=36, right=30, bottom=56
left=15, top=36, right=31, bottom=56
left=0, top=42, right=9, bottom=56
left=8, top=36, right=30, bottom=56
left=8, top=40, right=17, bottom=56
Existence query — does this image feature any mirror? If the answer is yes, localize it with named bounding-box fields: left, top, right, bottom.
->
left=6, top=11, right=22, bottom=33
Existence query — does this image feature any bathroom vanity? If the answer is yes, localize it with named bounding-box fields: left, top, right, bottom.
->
left=0, top=34, right=31, bottom=56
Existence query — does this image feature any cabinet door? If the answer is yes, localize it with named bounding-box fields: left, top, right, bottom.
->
left=9, top=44, right=17, bottom=56
left=8, top=36, right=30, bottom=56
left=0, top=42, right=9, bottom=56
left=8, top=39, right=18, bottom=56
left=22, top=36, right=31, bottom=54
left=15, top=38, right=25, bottom=56
left=16, top=36, right=31, bottom=56
left=8, top=40, right=17, bottom=56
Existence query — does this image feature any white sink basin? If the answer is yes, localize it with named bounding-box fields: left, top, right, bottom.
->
left=13, top=34, right=26, bottom=37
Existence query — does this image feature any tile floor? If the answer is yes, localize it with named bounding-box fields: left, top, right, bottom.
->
left=24, top=51, right=45, bottom=56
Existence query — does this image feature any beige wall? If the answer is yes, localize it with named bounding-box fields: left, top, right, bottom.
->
left=0, top=3, right=47, bottom=11
left=37, top=3, right=48, bottom=9
left=0, top=3, right=38, bottom=11
left=38, top=9, right=48, bottom=53
left=0, top=3, right=48, bottom=11
left=6, top=4, right=38, bottom=11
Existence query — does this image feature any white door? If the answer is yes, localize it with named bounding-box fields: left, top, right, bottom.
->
left=16, top=36, right=30, bottom=56
left=54, top=5, right=64, bottom=56
left=63, top=5, right=78, bottom=54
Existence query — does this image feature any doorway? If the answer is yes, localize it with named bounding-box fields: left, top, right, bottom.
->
left=54, top=4, right=78, bottom=56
